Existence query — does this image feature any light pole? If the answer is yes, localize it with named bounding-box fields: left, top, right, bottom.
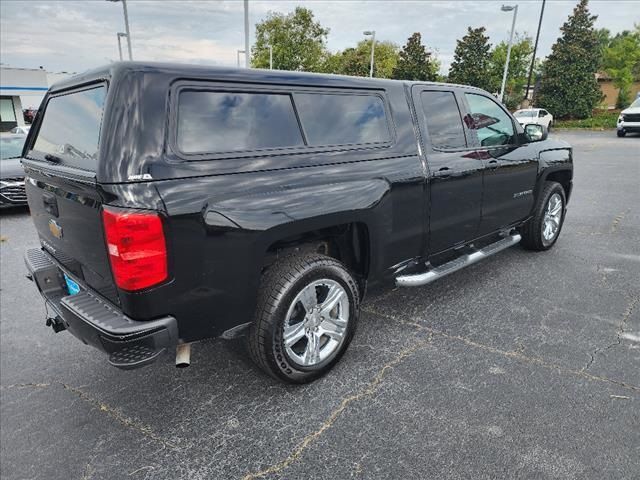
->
left=243, top=0, right=250, bottom=68
left=237, top=50, right=246, bottom=68
left=363, top=30, right=376, bottom=77
left=117, top=32, right=127, bottom=61
left=268, top=45, right=273, bottom=70
left=499, top=4, right=518, bottom=103
left=107, top=0, right=133, bottom=60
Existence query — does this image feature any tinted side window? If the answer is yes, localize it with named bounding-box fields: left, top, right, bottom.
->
left=464, top=93, right=515, bottom=147
left=294, top=93, right=390, bottom=146
left=420, top=91, right=467, bottom=149
left=32, top=86, right=106, bottom=171
left=177, top=91, right=304, bottom=154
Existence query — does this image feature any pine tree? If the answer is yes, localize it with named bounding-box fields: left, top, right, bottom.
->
left=447, top=27, right=492, bottom=91
left=392, top=33, right=439, bottom=81
left=535, top=0, right=602, bottom=119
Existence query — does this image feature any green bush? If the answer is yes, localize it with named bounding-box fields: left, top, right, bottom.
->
left=554, top=110, right=619, bottom=129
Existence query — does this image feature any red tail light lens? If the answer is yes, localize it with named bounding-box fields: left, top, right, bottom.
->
left=102, top=207, right=168, bottom=291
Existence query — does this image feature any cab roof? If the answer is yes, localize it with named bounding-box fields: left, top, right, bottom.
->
left=49, top=61, right=480, bottom=94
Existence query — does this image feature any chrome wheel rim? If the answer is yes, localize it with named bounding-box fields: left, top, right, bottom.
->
left=283, top=279, right=349, bottom=367
left=542, top=193, right=563, bottom=244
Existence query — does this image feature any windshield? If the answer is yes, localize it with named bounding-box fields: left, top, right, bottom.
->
left=0, top=134, right=27, bottom=160
left=514, top=110, right=536, bottom=118
left=629, top=98, right=640, bottom=108
left=31, top=85, right=106, bottom=171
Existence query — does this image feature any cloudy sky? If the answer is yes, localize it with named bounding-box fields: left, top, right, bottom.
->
left=0, top=0, right=638, bottom=75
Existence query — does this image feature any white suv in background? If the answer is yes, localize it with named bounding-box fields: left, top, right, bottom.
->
left=513, top=108, right=554, bottom=131
left=617, top=97, right=640, bottom=137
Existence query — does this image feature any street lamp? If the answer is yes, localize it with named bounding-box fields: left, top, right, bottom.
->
left=499, top=4, right=518, bottom=103
left=363, top=30, right=376, bottom=78
left=116, top=32, right=127, bottom=61
left=268, top=45, right=273, bottom=70
left=237, top=50, right=246, bottom=68
left=107, top=0, right=133, bottom=60
left=244, top=0, right=250, bottom=68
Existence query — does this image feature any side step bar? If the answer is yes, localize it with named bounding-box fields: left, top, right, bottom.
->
left=396, top=233, right=521, bottom=287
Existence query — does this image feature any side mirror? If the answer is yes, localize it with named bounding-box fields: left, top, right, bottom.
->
left=525, top=123, right=548, bottom=142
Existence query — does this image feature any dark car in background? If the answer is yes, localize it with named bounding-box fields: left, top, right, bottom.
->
left=0, top=134, right=28, bottom=208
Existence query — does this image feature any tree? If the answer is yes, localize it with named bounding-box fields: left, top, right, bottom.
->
left=251, top=7, right=329, bottom=72
left=602, top=27, right=640, bottom=108
left=391, top=33, right=440, bottom=81
left=447, top=27, right=493, bottom=91
left=535, top=0, right=601, bottom=119
left=325, top=40, right=399, bottom=78
left=488, top=34, right=534, bottom=109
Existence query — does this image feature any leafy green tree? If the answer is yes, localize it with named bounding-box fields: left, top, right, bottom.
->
left=488, top=34, right=534, bottom=109
left=391, top=32, right=440, bottom=81
left=251, top=7, right=329, bottom=72
left=535, top=0, right=601, bottom=119
left=595, top=27, right=611, bottom=63
left=325, top=40, right=399, bottom=78
left=447, top=27, right=493, bottom=91
left=602, top=27, right=640, bottom=108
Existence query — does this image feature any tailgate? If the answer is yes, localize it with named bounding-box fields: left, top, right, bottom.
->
left=24, top=168, right=119, bottom=305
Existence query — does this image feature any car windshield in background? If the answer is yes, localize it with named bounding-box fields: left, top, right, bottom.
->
left=629, top=98, right=640, bottom=108
left=31, top=85, right=106, bottom=171
left=514, top=110, right=536, bottom=118
left=0, top=134, right=27, bottom=160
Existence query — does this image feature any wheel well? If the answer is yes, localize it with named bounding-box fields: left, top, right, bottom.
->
left=546, top=170, right=572, bottom=201
left=264, top=223, right=370, bottom=291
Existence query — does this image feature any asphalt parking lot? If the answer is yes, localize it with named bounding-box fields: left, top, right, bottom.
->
left=1, top=130, right=639, bottom=480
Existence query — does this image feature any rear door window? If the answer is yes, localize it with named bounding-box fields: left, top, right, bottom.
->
left=294, top=93, right=391, bottom=146
left=177, top=91, right=304, bottom=154
left=419, top=91, right=467, bottom=149
left=31, top=85, right=106, bottom=171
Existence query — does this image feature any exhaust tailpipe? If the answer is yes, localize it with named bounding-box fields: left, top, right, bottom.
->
left=176, top=343, right=191, bottom=368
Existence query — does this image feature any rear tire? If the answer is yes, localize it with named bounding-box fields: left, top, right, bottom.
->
left=520, top=181, right=566, bottom=251
left=247, top=253, right=359, bottom=383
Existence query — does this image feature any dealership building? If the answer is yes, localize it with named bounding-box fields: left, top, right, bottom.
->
left=0, top=67, right=71, bottom=132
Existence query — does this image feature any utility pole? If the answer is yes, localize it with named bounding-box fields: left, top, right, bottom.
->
left=525, top=0, right=546, bottom=102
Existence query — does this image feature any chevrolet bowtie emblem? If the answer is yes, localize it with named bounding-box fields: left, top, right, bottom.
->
left=48, top=219, right=63, bottom=239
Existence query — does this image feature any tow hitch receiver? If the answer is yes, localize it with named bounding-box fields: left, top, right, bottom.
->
left=46, top=315, right=66, bottom=333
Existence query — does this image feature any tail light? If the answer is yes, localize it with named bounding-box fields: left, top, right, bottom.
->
left=102, top=207, right=168, bottom=291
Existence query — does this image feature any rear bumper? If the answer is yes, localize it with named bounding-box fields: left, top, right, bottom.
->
left=24, top=248, right=178, bottom=369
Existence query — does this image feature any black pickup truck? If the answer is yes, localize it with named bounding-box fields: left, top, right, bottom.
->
left=22, top=62, right=572, bottom=383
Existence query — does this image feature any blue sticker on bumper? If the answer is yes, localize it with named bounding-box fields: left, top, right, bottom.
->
left=64, top=274, right=80, bottom=296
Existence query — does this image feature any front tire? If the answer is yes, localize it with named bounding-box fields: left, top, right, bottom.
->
left=247, top=253, right=359, bottom=383
left=617, top=129, right=626, bottom=137
left=520, top=181, right=566, bottom=251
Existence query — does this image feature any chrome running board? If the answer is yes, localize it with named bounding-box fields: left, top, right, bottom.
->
left=396, top=233, right=522, bottom=287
